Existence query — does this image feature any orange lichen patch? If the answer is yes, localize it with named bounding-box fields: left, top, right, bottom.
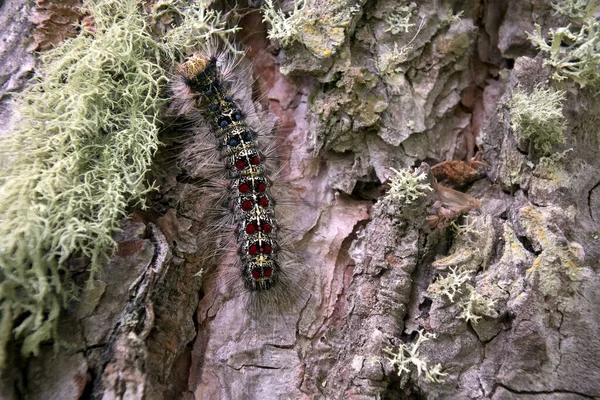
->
left=28, top=0, right=85, bottom=51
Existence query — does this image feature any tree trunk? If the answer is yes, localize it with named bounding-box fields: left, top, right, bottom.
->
left=2, top=0, right=599, bottom=399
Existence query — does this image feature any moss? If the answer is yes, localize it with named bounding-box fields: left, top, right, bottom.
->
left=0, top=0, right=236, bottom=368
left=509, top=85, right=566, bottom=155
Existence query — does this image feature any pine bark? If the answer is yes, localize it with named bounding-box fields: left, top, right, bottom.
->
left=1, top=0, right=599, bottom=399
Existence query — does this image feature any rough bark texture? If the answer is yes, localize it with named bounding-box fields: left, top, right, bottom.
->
left=1, top=0, right=599, bottom=399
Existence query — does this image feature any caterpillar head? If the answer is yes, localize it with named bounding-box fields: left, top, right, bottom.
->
left=177, top=54, right=211, bottom=79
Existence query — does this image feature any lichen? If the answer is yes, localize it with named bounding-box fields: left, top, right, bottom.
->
left=527, top=19, right=600, bottom=88
left=153, top=0, right=239, bottom=59
left=383, top=330, right=448, bottom=383
left=0, top=0, right=235, bottom=368
left=450, top=216, right=480, bottom=237
left=387, top=167, right=433, bottom=205
left=550, top=0, right=597, bottom=20
left=458, top=285, right=498, bottom=323
left=261, top=0, right=308, bottom=48
left=311, top=67, right=388, bottom=150
left=519, top=206, right=583, bottom=292
left=509, top=85, right=566, bottom=155
left=385, top=2, right=416, bottom=35
left=427, top=266, right=471, bottom=302
left=376, top=42, right=413, bottom=76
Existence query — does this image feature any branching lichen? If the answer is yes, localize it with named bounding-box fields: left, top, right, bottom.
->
left=509, top=85, right=566, bottom=155
left=377, top=43, right=413, bottom=75
left=450, top=216, right=480, bottom=237
left=441, top=10, right=464, bottom=27
left=427, top=266, right=471, bottom=302
left=384, top=330, right=448, bottom=383
left=387, top=167, right=433, bottom=205
left=385, top=3, right=416, bottom=35
left=550, top=0, right=596, bottom=20
left=458, top=285, right=498, bottom=323
left=527, top=19, right=600, bottom=88
left=153, top=0, right=239, bottom=59
left=261, top=0, right=307, bottom=47
left=0, top=0, right=234, bottom=368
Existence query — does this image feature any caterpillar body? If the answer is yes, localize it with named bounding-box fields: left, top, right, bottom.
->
left=171, top=47, right=303, bottom=310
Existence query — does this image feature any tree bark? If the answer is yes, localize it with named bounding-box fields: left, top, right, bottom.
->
left=2, top=0, right=600, bottom=399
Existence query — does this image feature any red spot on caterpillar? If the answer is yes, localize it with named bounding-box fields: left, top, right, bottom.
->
left=264, top=244, right=272, bottom=254
left=239, top=183, right=250, bottom=193
left=263, top=223, right=272, bottom=233
left=246, top=224, right=256, bottom=234
left=265, top=267, right=273, bottom=278
left=251, top=269, right=261, bottom=280
left=258, top=182, right=266, bottom=192
left=259, top=197, right=268, bottom=207
left=249, top=245, right=258, bottom=255
left=242, top=200, right=252, bottom=211
left=252, top=156, right=260, bottom=165
left=236, top=160, right=245, bottom=169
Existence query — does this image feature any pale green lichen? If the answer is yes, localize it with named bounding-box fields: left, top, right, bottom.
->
left=550, top=0, right=597, bottom=20
left=509, top=85, right=566, bottom=155
left=0, top=0, right=234, bottom=368
left=153, top=0, right=239, bottom=59
left=377, top=42, right=413, bottom=76
left=458, top=285, right=498, bottom=323
left=262, top=0, right=308, bottom=47
left=385, top=2, right=416, bottom=35
left=441, top=10, right=464, bottom=26
left=427, top=266, right=471, bottom=302
left=450, top=216, right=480, bottom=237
left=527, top=19, right=600, bottom=88
left=384, top=330, right=448, bottom=383
left=387, top=167, right=433, bottom=205
left=520, top=206, right=583, bottom=289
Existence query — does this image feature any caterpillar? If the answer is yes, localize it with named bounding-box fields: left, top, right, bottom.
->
left=170, top=45, right=304, bottom=312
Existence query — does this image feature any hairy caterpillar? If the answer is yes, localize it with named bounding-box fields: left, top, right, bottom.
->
left=170, top=45, right=306, bottom=313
